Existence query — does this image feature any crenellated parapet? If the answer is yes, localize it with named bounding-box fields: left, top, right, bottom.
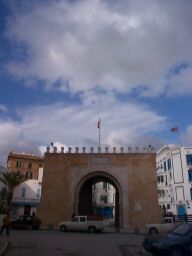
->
left=46, top=146, right=155, bottom=154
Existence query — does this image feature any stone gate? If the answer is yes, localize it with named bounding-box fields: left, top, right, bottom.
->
left=38, top=146, right=162, bottom=230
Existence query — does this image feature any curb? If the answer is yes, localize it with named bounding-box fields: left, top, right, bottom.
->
left=0, top=240, right=9, bottom=256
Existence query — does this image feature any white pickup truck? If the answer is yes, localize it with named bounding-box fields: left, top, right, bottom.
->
left=59, top=215, right=104, bottom=233
left=145, top=217, right=178, bottom=235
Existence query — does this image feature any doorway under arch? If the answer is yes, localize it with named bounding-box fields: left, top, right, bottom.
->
left=74, top=171, right=123, bottom=229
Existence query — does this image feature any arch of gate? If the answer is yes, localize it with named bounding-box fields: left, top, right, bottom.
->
left=74, top=171, right=123, bottom=228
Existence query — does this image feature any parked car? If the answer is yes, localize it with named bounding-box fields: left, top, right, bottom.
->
left=59, top=215, right=104, bottom=233
left=143, top=223, right=192, bottom=256
left=145, top=217, right=179, bottom=235
left=10, top=215, right=41, bottom=230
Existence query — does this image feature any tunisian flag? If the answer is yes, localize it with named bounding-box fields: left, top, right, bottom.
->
left=97, top=119, right=101, bottom=129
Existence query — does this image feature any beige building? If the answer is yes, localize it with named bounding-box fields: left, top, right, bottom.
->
left=38, top=146, right=162, bottom=230
left=7, top=152, right=44, bottom=180
left=7, top=152, right=44, bottom=216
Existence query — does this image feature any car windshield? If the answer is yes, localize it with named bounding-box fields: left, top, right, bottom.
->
left=171, top=224, right=192, bottom=236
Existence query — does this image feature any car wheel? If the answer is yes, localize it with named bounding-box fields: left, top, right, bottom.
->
left=60, top=225, right=67, bottom=232
left=170, top=247, right=184, bottom=256
left=149, top=228, right=158, bottom=235
left=88, top=226, right=96, bottom=233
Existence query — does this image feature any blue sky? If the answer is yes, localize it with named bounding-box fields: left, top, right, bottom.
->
left=0, top=0, right=192, bottom=166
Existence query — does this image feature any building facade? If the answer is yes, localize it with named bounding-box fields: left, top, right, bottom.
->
left=11, top=167, right=43, bottom=216
left=7, top=152, right=44, bottom=216
left=38, top=146, right=162, bottom=230
left=7, top=152, right=44, bottom=180
left=92, top=182, right=115, bottom=219
left=156, top=144, right=192, bottom=216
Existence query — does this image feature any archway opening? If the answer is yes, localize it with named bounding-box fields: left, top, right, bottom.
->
left=77, top=175, right=120, bottom=228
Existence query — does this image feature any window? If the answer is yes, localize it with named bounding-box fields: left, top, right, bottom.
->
left=104, top=195, right=108, bottom=203
left=190, top=188, right=192, bottom=200
left=28, top=163, right=32, bottom=169
left=21, top=188, right=26, bottom=198
left=167, top=204, right=171, bottom=209
left=36, top=188, right=41, bottom=198
left=186, top=154, right=192, bottom=166
left=188, top=170, right=192, bottom=182
left=39, top=163, right=42, bottom=168
left=16, top=161, right=21, bottom=168
left=103, top=182, right=107, bottom=189
left=79, top=217, right=86, bottom=222
left=164, top=161, right=167, bottom=171
left=167, top=158, right=171, bottom=170
left=26, top=171, right=32, bottom=179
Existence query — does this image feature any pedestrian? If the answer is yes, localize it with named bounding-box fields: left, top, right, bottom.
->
left=0, top=212, right=10, bottom=236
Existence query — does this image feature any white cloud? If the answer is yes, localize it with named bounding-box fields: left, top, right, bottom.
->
left=166, top=66, right=192, bottom=96
left=18, top=92, right=166, bottom=149
left=0, top=122, right=41, bottom=166
left=6, top=0, right=192, bottom=96
left=181, top=125, right=192, bottom=146
left=0, top=91, right=166, bottom=165
left=39, top=142, right=68, bottom=155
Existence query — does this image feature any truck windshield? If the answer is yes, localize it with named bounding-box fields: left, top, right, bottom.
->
left=71, top=217, right=78, bottom=222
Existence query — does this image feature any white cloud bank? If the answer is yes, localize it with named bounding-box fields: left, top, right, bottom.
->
left=6, top=0, right=192, bottom=96
left=0, top=122, right=40, bottom=166
left=1, top=0, right=192, bottom=165
left=0, top=93, right=166, bottom=165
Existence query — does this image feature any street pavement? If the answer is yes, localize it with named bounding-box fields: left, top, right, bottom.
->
left=0, top=240, right=8, bottom=256
left=0, top=229, right=152, bottom=256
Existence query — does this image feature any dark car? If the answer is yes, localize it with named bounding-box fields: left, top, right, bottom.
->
left=143, top=223, right=192, bottom=256
left=10, top=215, right=41, bottom=230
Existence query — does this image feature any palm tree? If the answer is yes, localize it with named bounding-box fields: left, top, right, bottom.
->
left=0, top=171, right=26, bottom=211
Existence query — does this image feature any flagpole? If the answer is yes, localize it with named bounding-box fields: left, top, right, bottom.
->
left=99, top=126, right=101, bottom=148
left=98, top=118, right=101, bottom=148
